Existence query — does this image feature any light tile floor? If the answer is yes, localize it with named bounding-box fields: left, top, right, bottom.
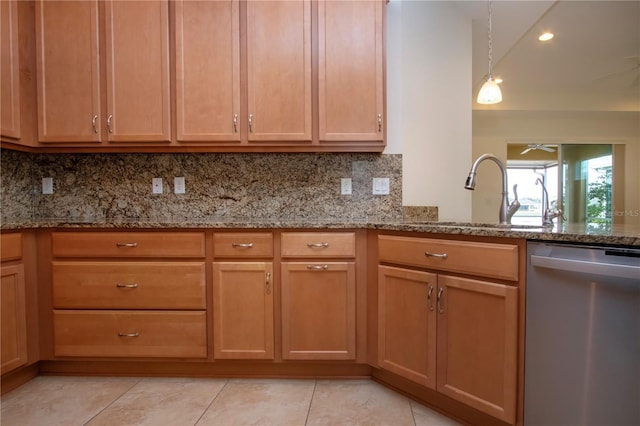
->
left=1, top=376, right=462, bottom=426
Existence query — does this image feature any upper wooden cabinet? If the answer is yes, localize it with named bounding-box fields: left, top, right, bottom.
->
left=246, top=0, right=312, bottom=142
left=36, top=0, right=171, bottom=143
left=318, top=0, right=384, bottom=143
left=1, top=0, right=21, bottom=140
left=174, top=0, right=240, bottom=142
left=103, top=0, right=171, bottom=142
left=30, top=0, right=384, bottom=151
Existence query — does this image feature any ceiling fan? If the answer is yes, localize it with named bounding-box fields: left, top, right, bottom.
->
left=520, top=144, right=557, bottom=155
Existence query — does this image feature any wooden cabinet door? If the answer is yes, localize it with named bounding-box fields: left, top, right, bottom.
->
left=1, top=0, right=20, bottom=139
left=436, top=275, right=518, bottom=424
left=318, top=0, right=384, bottom=142
left=378, top=266, right=437, bottom=388
left=104, top=0, right=170, bottom=142
left=1, top=264, right=27, bottom=374
left=174, top=0, right=240, bottom=142
left=35, top=0, right=101, bottom=143
left=246, top=0, right=311, bottom=141
left=213, top=262, right=274, bottom=359
left=281, top=262, right=355, bottom=360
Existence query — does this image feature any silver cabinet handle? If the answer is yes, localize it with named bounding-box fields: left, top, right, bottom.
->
left=425, top=251, right=448, bottom=259
left=266, top=272, right=271, bottom=295
left=92, top=115, right=98, bottom=133
left=116, top=283, right=138, bottom=289
left=436, top=287, right=444, bottom=314
left=248, top=114, right=253, bottom=133
left=116, top=242, right=138, bottom=248
left=233, top=113, right=238, bottom=133
left=232, top=242, right=254, bottom=248
left=306, top=264, right=329, bottom=271
left=377, top=113, right=382, bottom=132
left=107, top=114, right=113, bottom=133
left=117, top=332, right=139, bottom=337
left=307, top=242, right=329, bottom=248
left=427, top=285, right=434, bottom=311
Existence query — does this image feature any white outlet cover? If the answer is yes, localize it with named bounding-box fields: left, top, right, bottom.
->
left=341, top=178, right=352, bottom=195
left=372, top=177, right=390, bottom=195
left=152, top=177, right=163, bottom=194
left=42, top=177, right=53, bottom=194
left=174, top=177, right=185, bottom=194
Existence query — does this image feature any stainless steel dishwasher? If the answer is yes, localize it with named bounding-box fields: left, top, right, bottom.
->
left=525, top=242, right=640, bottom=426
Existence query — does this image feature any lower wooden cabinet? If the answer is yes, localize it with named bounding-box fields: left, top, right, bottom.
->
left=281, top=261, right=356, bottom=360
left=53, top=310, right=207, bottom=358
left=377, top=266, right=436, bottom=388
left=212, top=262, right=274, bottom=360
left=378, top=265, right=518, bottom=424
left=1, top=264, right=27, bottom=374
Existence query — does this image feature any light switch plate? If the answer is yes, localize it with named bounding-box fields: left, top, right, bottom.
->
left=42, top=177, right=53, bottom=194
left=174, top=177, right=185, bottom=194
left=152, top=178, right=163, bottom=194
left=372, top=177, right=390, bottom=195
left=341, top=178, right=352, bottom=195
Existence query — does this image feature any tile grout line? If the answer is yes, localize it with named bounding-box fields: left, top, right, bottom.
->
left=193, top=378, right=229, bottom=426
left=303, top=380, right=318, bottom=426
left=409, top=399, right=418, bottom=426
left=81, top=376, right=143, bottom=426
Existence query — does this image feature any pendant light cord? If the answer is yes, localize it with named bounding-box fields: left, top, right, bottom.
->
left=487, top=0, right=494, bottom=80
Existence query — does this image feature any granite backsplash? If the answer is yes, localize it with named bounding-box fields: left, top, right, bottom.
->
left=1, top=150, right=406, bottom=224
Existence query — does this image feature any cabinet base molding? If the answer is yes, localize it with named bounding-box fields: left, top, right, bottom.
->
left=372, top=368, right=515, bottom=426
left=38, top=360, right=372, bottom=379
left=1, top=362, right=39, bottom=395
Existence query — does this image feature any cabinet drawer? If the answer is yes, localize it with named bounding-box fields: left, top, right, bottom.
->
left=214, top=232, right=273, bottom=258
left=53, top=310, right=207, bottom=358
left=52, top=262, right=206, bottom=309
left=51, top=232, right=205, bottom=258
left=281, top=232, right=355, bottom=258
left=378, top=235, right=518, bottom=281
left=0, top=233, right=22, bottom=261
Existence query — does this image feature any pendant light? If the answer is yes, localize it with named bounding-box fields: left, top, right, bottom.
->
left=477, top=0, right=502, bottom=104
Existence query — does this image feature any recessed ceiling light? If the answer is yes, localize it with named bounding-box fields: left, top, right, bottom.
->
left=495, top=78, right=503, bottom=84
left=538, top=32, right=554, bottom=42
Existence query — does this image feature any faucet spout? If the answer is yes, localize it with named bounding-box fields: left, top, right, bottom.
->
left=535, top=177, right=564, bottom=227
left=465, top=153, right=518, bottom=224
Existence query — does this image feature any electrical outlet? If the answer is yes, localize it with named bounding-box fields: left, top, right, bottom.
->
left=341, top=178, right=352, bottom=195
left=152, top=178, right=163, bottom=194
left=372, top=177, right=390, bottom=195
left=42, top=177, right=53, bottom=194
left=174, top=177, right=185, bottom=194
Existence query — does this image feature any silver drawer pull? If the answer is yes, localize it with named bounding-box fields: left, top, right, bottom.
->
left=425, top=251, right=448, bottom=259
left=117, top=332, right=139, bottom=338
left=116, top=242, right=138, bottom=248
left=307, top=242, right=329, bottom=248
left=427, top=285, right=434, bottom=311
left=266, top=272, right=271, bottom=295
left=307, top=264, right=329, bottom=271
left=116, top=283, right=138, bottom=289
left=232, top=243, right=254, bottom=248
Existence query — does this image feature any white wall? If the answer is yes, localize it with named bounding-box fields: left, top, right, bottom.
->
left=386, top=0, right=473, bottom=222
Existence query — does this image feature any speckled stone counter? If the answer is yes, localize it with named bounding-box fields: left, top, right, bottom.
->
left=2, top=218, right=638, bottom=247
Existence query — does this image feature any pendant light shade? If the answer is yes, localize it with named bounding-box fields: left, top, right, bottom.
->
left=477, top=78, right=502, bottom=104
left=477, top=1, right=502, bottom=105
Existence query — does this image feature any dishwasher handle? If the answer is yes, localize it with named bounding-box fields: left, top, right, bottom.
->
left=530, top=254, right=640, bottom=280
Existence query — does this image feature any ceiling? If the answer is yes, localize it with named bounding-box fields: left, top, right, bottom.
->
left=455, top=0, right=640, bottom=112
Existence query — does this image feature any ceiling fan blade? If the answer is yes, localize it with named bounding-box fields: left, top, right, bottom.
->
left=538, top=145, right=556, bottom=152
left=520, top=147, right=532, bottom=155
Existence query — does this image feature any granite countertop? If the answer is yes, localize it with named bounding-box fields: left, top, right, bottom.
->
left=2, top=216, right=639, bottom=247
